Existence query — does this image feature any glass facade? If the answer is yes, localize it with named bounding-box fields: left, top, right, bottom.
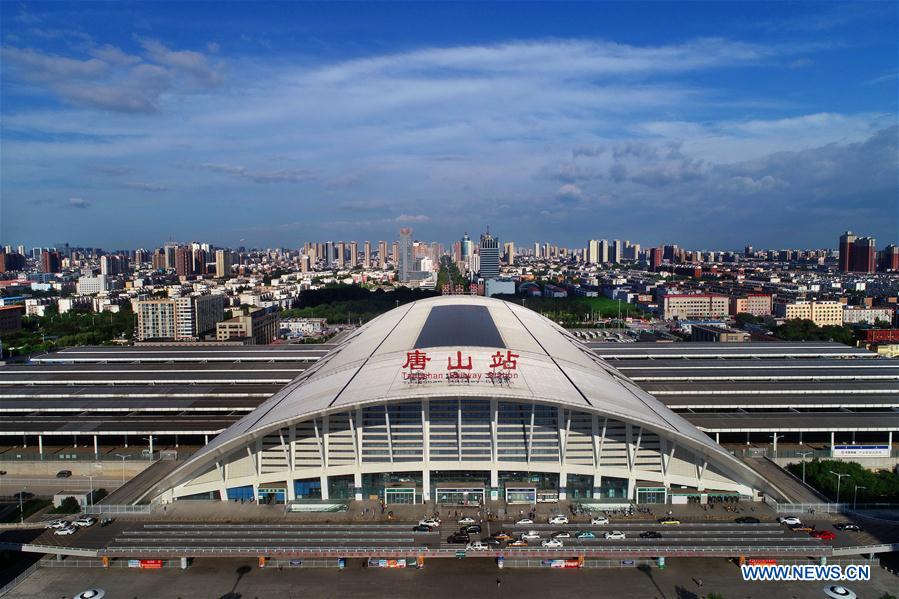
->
left=597, top=477, right=628, bottom=499
left=293, top=479, right=322, bottom=499
left=328, top=475, right=355, bottom=500
left=567, top=474, right=593, bottom=499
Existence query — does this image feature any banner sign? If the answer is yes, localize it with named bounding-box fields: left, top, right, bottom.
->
left=832, top=445, right=890, bottom=457
left=402, top=349, right=520, bottom=386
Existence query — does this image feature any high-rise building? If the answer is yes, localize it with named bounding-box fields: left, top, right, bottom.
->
left=478, top=230, right=500, bottom=279
left=378, top=240, right=387, bottom=269
left=164, top=243, right=178, bottom=270
left=461, top=233, right=473, bottom=262
left=175, top=246, right=193, bottom=278
left=610, top=240, right=622, bottom=264
left=336, top=241, right=346, bottom=269
left=349, top=241, right=358, bottom=268
left=398, top=228, right=414, bottom=283
left=152, top=249, right=166, bottom=270
left=363, top=241, right=371, bottom=268
left=136, top=294, right=225, bottom=341
left=503, top=242, right=515, bottom=266
left=391, top=241, right=399, bottom=265
left=215, top=250, right=234, bottom=278
left=838, top=231, right=856, bottom=272
left=851, top=237, right=876, bottom=273
left=41, top=251, right=61, bottom=273
left=878, top=244, right=899, bottom=272
left=587, top=240, right=600, bottom=264
left=649, top=247, right=662, bottom=272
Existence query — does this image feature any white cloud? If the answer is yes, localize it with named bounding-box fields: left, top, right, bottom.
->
left=67, top=197, right=89, bottom=208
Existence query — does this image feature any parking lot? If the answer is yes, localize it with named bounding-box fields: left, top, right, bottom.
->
left=6, top=556, right=898, bottom=599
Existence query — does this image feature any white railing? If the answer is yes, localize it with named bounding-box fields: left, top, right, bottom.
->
left=90, top=504, right=153, bottom=514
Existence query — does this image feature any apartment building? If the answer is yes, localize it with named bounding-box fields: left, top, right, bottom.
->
left=661, top=294, right=729, bottom=320
left=774, top=300, right=843, bottom=327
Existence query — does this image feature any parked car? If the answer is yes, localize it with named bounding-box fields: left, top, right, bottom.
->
left=486, top=537, right=502, bottom=547
left=834, top=523, right=862, bottom=532
left=492, top=531, right=513, bottom=541
left=810, top=530, right=836, bottom=541
left=464, top=524, right=482, bottom=534
left=44, top=519, right=69, bottom=529
left=56, top=470, right=72, bottom=478
left=548, top=515, right=569, bottom=525
left=447, top=532, right=470, bottom=544
left=657, top=517, right=680, bottom=525
left=458, top=516, right=476, bottom=525
left=74, top=516, right=97, bottom=527
left=516, top=518, right=534, bottom=525
left=412, top=525, right=433, bottom=532
left=789, top=524, right=816, bottom=532
left=551, top=531, right=571, bottom=539
left=465, top=541, right=489, bottom=551
left=604, top=531, right=626, bottom=540
left=640, top=531, right=663, bottom=539
left=735, top=517, right=761, bottom=524
left=575, top=531, right=596, bottom=539
left=508, top=539, right=529, bottom=547
left=541, top=538, right=564, bottom=548
left=778, top=516, right=802, bottom=526
left=590, top=516, right=610, bottom=525
left=520, top=530, right=541, bottom=541
left=100, top=518, right=114, bottom=527
left=54, top=525, right=77, bottom=536
left=419, top=518, right=441, bottom=528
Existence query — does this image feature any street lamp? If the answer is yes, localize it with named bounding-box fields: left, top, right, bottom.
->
left=115, top=454, right=130, bottom=484
left=19, top=485, right=26, bottom=524
left=829, top=471, right=850, bottom=504
left=770, top=433, right=784, bottom=457
left=853, top=485, right=867, bottom=510
left=797, top=451, right=813, bottom=484
left=84, top=474, right=96, bottom=508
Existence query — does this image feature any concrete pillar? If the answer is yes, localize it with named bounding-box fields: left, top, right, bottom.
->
left=148, top=435, right=154, bottom=455
left=124, top=434, right=128, bottom=448
left=180, top=557, right=189, bottom=569
left=831, top=431, right=835, bottom=455
left=22, top=434, right=27, bottom=449
left=320, top=474, right=329, bottom=500
left=422, top=470, right=430, bottom=502
left=851, top=431, right=856, bottom=445
left=38, top=435, right=43, bottom=458
left=798, top=431, right=803, bottom=445
left=889, top=431, right=893, bottom=449
left=772, top=434, right=778, bottom=455
left=204, top=434, right=209, bottom=445
left=715, top=432, right=720, bottom=444
left=746, top=432, right=750, bottom=445
left=558, top=472, right=567, bottom=501
left=490, top=469, right=498, bottom=488
left=93, top=435, right=98, bottom=458
left=175, top=434, right=179, bottom=448
left=627, top=477, right=636, bottom=501
left=354, top=471, right=362, bottom=501
left=73, top=434, right=77, bottom=449
left=819, top=556, right=827, bottom=566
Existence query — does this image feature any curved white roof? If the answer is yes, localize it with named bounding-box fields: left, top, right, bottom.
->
left=152, top=296, right=773, bottom=496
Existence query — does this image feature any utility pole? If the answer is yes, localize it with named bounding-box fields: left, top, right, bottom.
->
left=853, top=484, right=866, bottom=510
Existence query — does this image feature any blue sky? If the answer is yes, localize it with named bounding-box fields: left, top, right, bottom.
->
left=1, top=1, right=897, bottom=251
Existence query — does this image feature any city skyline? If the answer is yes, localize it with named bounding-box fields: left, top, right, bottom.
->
left=1, top=1, right=897, bottom=249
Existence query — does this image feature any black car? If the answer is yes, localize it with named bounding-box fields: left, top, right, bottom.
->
left=735, top=517, right=760, bottom=524
left=412, top=525, right=433, bottom=532
left=486, top=537, right=502, bottom=547
left=56, top=470, right=72, bottom=478
left=447, top=532, right=471, bottom=544
left=834, top=522, right=862, bottom=532
left=463, top=524, right=482, bottom=534
left=639, top=531, right=663, bottom=539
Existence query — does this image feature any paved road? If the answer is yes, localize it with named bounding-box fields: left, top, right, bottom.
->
left=740, top=457, right=827, bottom=503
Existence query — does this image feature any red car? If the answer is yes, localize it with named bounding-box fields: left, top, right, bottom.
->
left=810, top=530, right=835, bottom=540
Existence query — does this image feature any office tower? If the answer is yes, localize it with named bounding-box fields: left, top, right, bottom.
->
left=391, top=241, right=399, bottom=265
left=215, top=249, right=234, bottom=278
left=504, top=241, right=515, bottom=266
left=349, top=241, right=358, bottom=268
left=838, top=231, right=856, bottom=272
left=363, top=241, right=371, bottom=268
left=175, top=246, right=193, bottom=278
left=41, top=251, right=61, bottom=273
left=398, top=228, right=413, bottom=282
left=479, top=230, right=500, bottom=279
left=461, top=233, right=473, bottom=262
left=650, top=247, right=662, bottom=272
left=878, top=245, right=899, bottom=272
left=378, top=240, right=388, bottom=269
left=336, top=242, right=346, bottom=268
left=851, top=237, right=876, bottom=273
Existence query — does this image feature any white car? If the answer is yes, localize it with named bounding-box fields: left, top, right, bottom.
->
left=590, top=516, right=610, bottom=525
left=54, top=525, right=77, bottom=536
left=44, top=519, right=69, bottom=529
left=458, top=516, right=476, bottom=525
left=541, top=538, right=564, bottom=548
left=604, top=530, right=626, bottom=540
left=520, top=530, right=541, bottom=541
left=778, top=516, right=802, bottom=526
left=419, top=518, right=441, bottom=528
left=551, top=530, right=571, bottom=538
left=548, top=515, right=569, bottom=525
left=465, top=541, right=489, bottom=551
left=74, top=516, right=97, bottom=527
left=516, top=518, right=534, bottom=525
